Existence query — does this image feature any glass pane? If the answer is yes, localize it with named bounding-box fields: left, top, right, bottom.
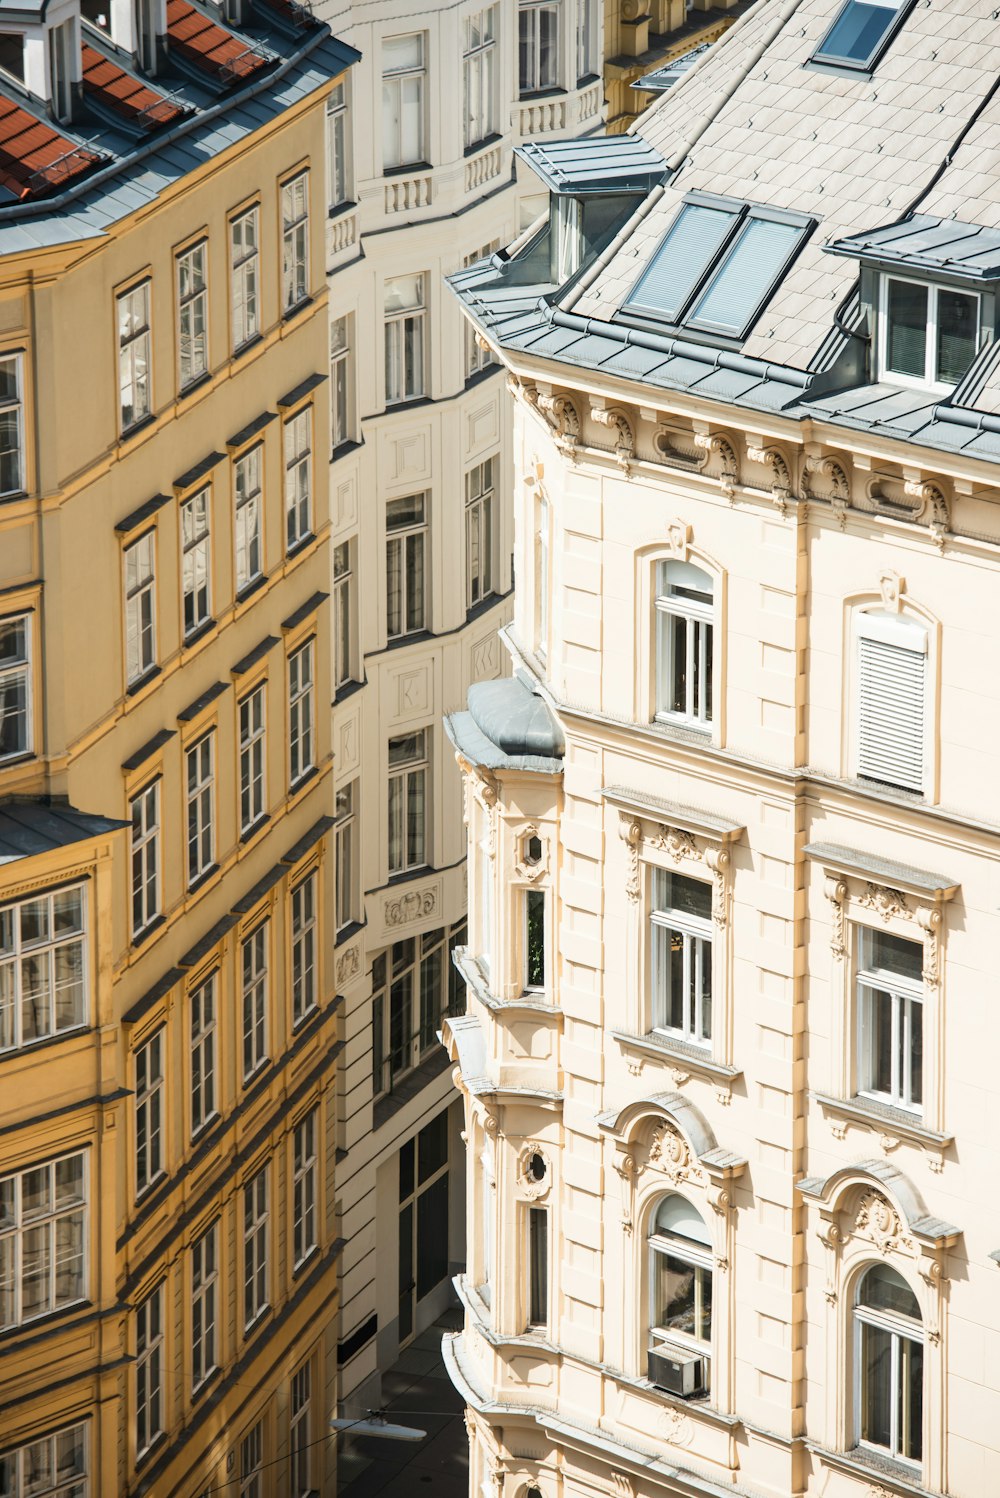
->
left=859, top=1263, right=921, bottom=1320
left=901, top=1335, right=923, bottom=1461
left=817, top=0, right=905, bottom=66
left=908, top=998, right=923, bottom=1107
left=627, top=204, right=737, bottom=320
left=417, top=1111, right=448, bottom=1184
left=862, top=928, right=922, bottom=984
left=529, top=1207, right=548, bottom=1323
left=653, top=870, right=712, bottom=923
left=936, top=288, right=978, bottom=385
left=690, top=217, right=802, bottom=335
left=416, top=1172, right=448, bottom=1298
left=886, top=279, right=928, bottom=379
left=652, top=1248, right=696, bottom=1336
left=525, top=890, right=545, bottom=988
left=860, top=1320, right=893, bottom=1448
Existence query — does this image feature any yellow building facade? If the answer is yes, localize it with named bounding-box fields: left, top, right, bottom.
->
left=0, top=3, right=356, bottom=1494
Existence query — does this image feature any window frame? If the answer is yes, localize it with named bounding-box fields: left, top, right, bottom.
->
left=0, top=882, right=88, bottom=1053
left=853, top=1264, right=924, bottom=1467
left=647, top=1195, right=714, bottom=1373
left=385, top=493, right=427, bottom=639
left=230, top=203, right=260, bottom=353
left=233, top=442, right=264, bottom=598
left=135, top=1028, right=165, bottom=1198
left=180, top=486, right=212, bottom=641
left=654, top=559, right=715, bottom=730
left=854, top=608, right=928, bottom=795
left=463, top=7, right=497, bottom=150
left=0, top=1422, right=88, bottom=1496
left=812, top=0, right=914, bottom=72
left=0, top=351, right=25, bottom=497
left=241, top=921, right=269, bottom=1082
left=280, top=170, right=310, bottom=315
left=191, top=1220, right=218, bottom=1394
left=649, top=867, right=713, bottom=1049
left=123, top=530, right=157, bottom=688
left=283, top=406, right=313, bottom=554
left=465, top=457, right=496, bottom=610
left=877, top=272, right=982, bottom=393
left=0, top=1151, right=87, bottom=1331
left=176, top=238, right=209, bottom=392
left=384, top=274, right=426, bottom=405
left=185, top=731, right=215, bottom=889
left=334, top=780, right=357, bottom=933
left=382, top=33, right=426, bottom=171
left=117, top=278, right=152, bottom=435
left=242, top=1167, right=269, bottom=1331
left=135, top=1283, right=164, bottom=1458
left=291, top=1107, right=318, bottom=1269
left=290, top=873, right=317, bottom=1027
left=239, top=1419, right=264, bottom=1498
left=855, top=926, right=924, bottom=1115
left=330, top=315, right=353, bottom=451
left=326, top=79, right=351, bottom=209
left=189, top=971, right=218, bottom=1139
left=518, top=0, right=560, bottom=94
left=0, top=610, right=33, bottom=763
left=288, top=638, right=315, bottom=788
left=129, top=778, right=160, bottom=939
left=333, top=540, right=354, bottom=690
left=238, top=680, right=267, bottom=836
left=387, top=729, right=428, bottom=876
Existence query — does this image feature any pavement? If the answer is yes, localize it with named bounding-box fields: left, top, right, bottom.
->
left=337, top=1310, right=470, bottom=1498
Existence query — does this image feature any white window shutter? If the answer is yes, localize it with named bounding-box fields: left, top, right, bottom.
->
left=857, top=629, right=926, bottom=792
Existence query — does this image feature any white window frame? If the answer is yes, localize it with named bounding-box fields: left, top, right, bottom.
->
left=0, top=352, right=24, bottom=496
left=239, top=1420, right=263, bottom=1498
left=234, top=444, right=263, bottom=596
left=326, top=80, right=350, bottom=208
left=335, top=781, right=357, bottom=931
left=878, top=273, right=980, bottom=393
left=0, top=1152, right=87, bottom=1330
left=177, top=240, right=208, bottom=391
left=382, top=33, right=425, bottom=171
left=238, top=682, right=266, bottom=835
left=135, top=1029, right=165, bottom=1197
left=648, top=1196, right=713, bottom=1373
left=654, top=560, right=714, bottom=728
left=463, top=8, right=497, bottom=149
left=333, top=541, right=353, bottom=690
left=230, top=205, right=260, bottom=352
left=856, top=926, right=924, bottom=1114
left=118, top=280, right=152, bottom=433
left=241, top=923, right=268, bottom=1081
left=330, top=315, right=352, bottom=450
left=0, top=1422, right=88, bottom=1496
left=463, top=244, right=499, bottom=375
left=124, top=531, right=156, bottom=686
left=855, top=610, right=927, bottom=794
left=576, top=0, right=595, bottom=79
left=465, top=458, right=495, bottom=610
left=292, top=1108, right=317, bottom=1268
left=180, top=487, right=212, bottom=639
left=527, top=1204, right=549, bottom=1328
left=191, top=1221, right=218, bottom=1392
left=0, top=882, right=87, bottom=1053
left=290, top=1362, right=312, bottom=1498
left=854, top=1267, right=924, bottom=1467
left=281, top=172, right=310, bottom=313
left=649, top=868, right=713, bottom=1048
left=185, top=732, right=215, bottom=887
left=130, top=779, right=160, bottom=938
left=386, top=493, right=427, bottom=639
left=534, top=495, right=550, bottom=664
left=0, top=611, right=32, bottom=762
left=387, top=729, right=428, bottom=875
left=288, top=639, right=315, bottom=787
left=384, top=274, right=426, bottom=405
left=518, top=0, right=560, bottom=94
left=135, top=1284, right=164, bottom=1457
left=284, top=408, right=312, bottom=553
left=242, top=1168, right=269, bottom=1330
left=291, top=874, right=317, bottom=1026
left=190, top=972, right=217, bottom=1138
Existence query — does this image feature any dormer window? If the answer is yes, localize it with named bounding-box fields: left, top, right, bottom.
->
left=48, top=19, right=74, bottom=122
left=812, top=0, right=912, bottom=72
left=879, top=276, right=980, bottom=391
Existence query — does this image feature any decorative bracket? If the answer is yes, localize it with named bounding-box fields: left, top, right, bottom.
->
left=591, top=404, right=635, bottom=476
left=804, top=453, right=850, bottom=526
left=694, top=430, right=739, bottom=498
left=535, top=390, right=581, bottom=460
left=746, top=442, right=794, bottom=513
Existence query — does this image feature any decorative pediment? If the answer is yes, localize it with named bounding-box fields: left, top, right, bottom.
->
left=596, top=1091, right=747, bottom=1184
left=798, top=1159, right=960, bottom=1253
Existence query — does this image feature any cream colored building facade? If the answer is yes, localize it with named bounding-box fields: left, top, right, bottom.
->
left=443, top=3, right=1000, bottom=1497
left=0, top=3, right=355, bottom=1494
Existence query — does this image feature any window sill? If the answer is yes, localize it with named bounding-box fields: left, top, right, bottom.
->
left=135, top=1432, right=168, bottom=1471
left=333, top=676, right=366, bottom=706
left=808, top=1443, right=932, bottom=1498
left=181, top=619, right=216, bottom=653
left=135, top=1168, right=168, bottom=1205
left=0, top=1298, right=91, bottom=1345
left=463, top=362, right=501, bottom=392
left=329, top=199, right=357, bottom=220
left=518, top=86, right=567, bottom=101
left=335, top=918, right=365, bottom=949
left=191, top=1366, right=222, bottom=1404
left=239, top=813, right=271, bottom=846
left=812, top=1092, right=952, bottom=1151
left=187, top=863, right=220, bottom=898
left=383, top=160, right=432, bottom=178
left=372, top=1048, right=451, bottom=1130
left=0, top=1023, right=91, bottom=1063
left=131, top=914, right=166, bottom=950
left=235, top=574, right=268, bottom=608
left=653, top=711, right=712, bottom=737
left=232, top=333, right=264, bottom=361
left=291, top=1004, right=319, bottom=1035
left=0, top=749, right=35, bottom=771
left=452, top=945, right=556, bottom=1017
left=281, top=296, right=314, bottom=324
left=292, top=1245, right=319, bottom=1279
left=383, top=628, right=434, bottom=652
left=463, top=132, right=502, bottom=160
left=289, top=765, right=319, bottom=799
left=178, top=371, right=211, bottom=401
left=331, top=437, right=363, bottom=463
left=285, top=532, right=316, bottom=562
left=119, top=412, right=156, bottom=444
left=126, top=665, right=162, bottom=700
left=382, top=394, right=432, bottom=417
left=612, top=1029, right=741, bottom=1084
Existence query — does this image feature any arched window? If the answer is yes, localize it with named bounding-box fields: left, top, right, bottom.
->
left=647, top=1194, right=712, bottom=1395
left=654, top=561, right=714, bottom=727
left=854, top=1263, right=923, bottom=1465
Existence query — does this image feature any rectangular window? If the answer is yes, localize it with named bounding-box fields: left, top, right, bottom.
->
left=576, top=0, right=594, bottom=78
left=118, top=281, right=151, bottom=432
left=650, top=869, right=712, bottom=1047
left=881, top=276, right=979, bottom=390
left=327, top=81, right=350, bottom=208
left=239, top=683, right=267, bottom=835
left=382, top=34, right=425, bottom=170
left=387, top=730, right=427, bottom=875
left=0, top=353, right=24, bottom=495
left=284, top=409, right=312, bottom=552
left=463, top=244, right=499, bottom=375
left=239, top=1421, right=263, bottom=1498
left=655, top=560, right=714, bottom=727
left=0, top=1153, right=86, bottom=1330
left=330, top=316, right=352, bottom=450
left=528, top=1206, right=548, bottom=1327
left=519, top=0, right=559, bottom=93
left=0, top=612, right=30, bottom=762
left=241, top=924, right=268, bottom=1081
left=186, top=736, right=214, bottom=890
left=181, top=488, right=211, bottom=638
left=524, top=888, right=546, bottom=992
left=386, top=494, right=427, bottom=638
left=124, top=532, right=156, bottom=686
left=373, top=933, right=450, bottom=1094
left=190, top=973, right=217, bottom=1137
left=335, top=782, right=357, bottom=932
left=292, top=1109, right=318, bottom=1268
left=857, top=927, right=924, bottom=1113
left=333, top=541, right=353, bottom=690
left=0, top=884, right=86, bottom=1053
left=384, top=274, right=425, bottom=405
left=177, top=241, right=208, bottom=390
left=465, top=459, right=495, bottom=609
left=291, top=875, right=317, bottom=1026
left=290, top=1363, right=312, bottom=1497
left=234, top=444, right=263, bottom=595
left=135, top=1030, right=164, bottom=1196
left=463, top=8, right=496, bottom=148
left=243, top=1168, right=268, bottom=1329
left=856, top=613, right=927, bottom=792
left=281, top=172, right=310, bottom=313
left=48, top=19, right=74, bottom=121
left=191, top=1222, right=218, bottom=1392
left=534, top=496, right=549, bottom=663
left=231, top=206, right=259, bottom=351
left=288, top=640, right=315, bottom=786
left=813, top=0, right=911, bottom=70
left=0, top=1423, right=87, bottom=1497
left=135, top=1285, right=164, bottom=1456
left=130, top=780, right=160, bottom=937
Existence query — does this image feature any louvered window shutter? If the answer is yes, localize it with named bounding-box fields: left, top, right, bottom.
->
left=856, top=615, right=926, bottom=793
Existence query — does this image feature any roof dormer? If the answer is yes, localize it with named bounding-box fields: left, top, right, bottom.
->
left=0, top=0, right=82, bottom=122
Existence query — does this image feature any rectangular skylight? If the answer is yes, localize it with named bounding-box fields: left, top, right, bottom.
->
left=687, top=217, right=806, bottom=338
left=625, top=201, right=739, bottom=322
left=813, top=0, right=912, bottom=71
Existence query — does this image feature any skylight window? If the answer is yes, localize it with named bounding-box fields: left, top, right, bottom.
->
left=623, top=197, right=812, bottom=342
left=813, top=0, right=912, bottom=72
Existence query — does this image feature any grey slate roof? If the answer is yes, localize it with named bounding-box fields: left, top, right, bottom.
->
left=0, top=800, right=127, bottom=864
left=516, top=134, right=666, bottom=196
left=443, top=673, right=564, bottom=775
left=449, top=0, right=1000, bottom=463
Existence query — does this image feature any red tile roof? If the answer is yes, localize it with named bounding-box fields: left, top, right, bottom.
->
left=82, top=42, right=186, bottom=129
left=0, top=96, right=101, bottom=199
left=167, top=0, right=269, bottom=81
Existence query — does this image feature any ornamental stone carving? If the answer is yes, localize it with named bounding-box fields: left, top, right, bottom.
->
left=536, top=391, right=581, bottom=458
left=650, top=824, right=698, bottom=863
left=859, top=882, right=909, bottom=924
left=666, top=520, right=692, bottom=561
left=804, top=453, right=850, bottom=518
left=824, top=876, right=849, bottom=958
left=384, top=888, right=437, bottom=927
left=879, top=569, right=905, bottom=611
left=619, top=814, right=642, bottom=903
left=694, top=431, right=739, bottom=497
left=746, top=442, right=793, bottom=512
left=516, top=1143, right=551, bottom=1200
left=908, top=478, right=950, bottom=547
left=591, top=404, right=635, bottom=475
left=648, top=1122, right=691, bottom=1183
left=854, top=1190, right=908, bottom=1255
left=610, top=1474, right=634, bottom=1498
left=660, top=1406, right=694, bottom=1446
left=705, top=847, right=731, bottom=928
left=335, top=943, right=360, bottom=986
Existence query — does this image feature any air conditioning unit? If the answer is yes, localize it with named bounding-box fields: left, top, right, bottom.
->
left=647, top=1345, right=706, bottom=1399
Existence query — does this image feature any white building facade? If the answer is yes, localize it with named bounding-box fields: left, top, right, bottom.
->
left=444, top=3, right=1000, bottom=1497
left=312, top=0, right=605, bottom=1406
